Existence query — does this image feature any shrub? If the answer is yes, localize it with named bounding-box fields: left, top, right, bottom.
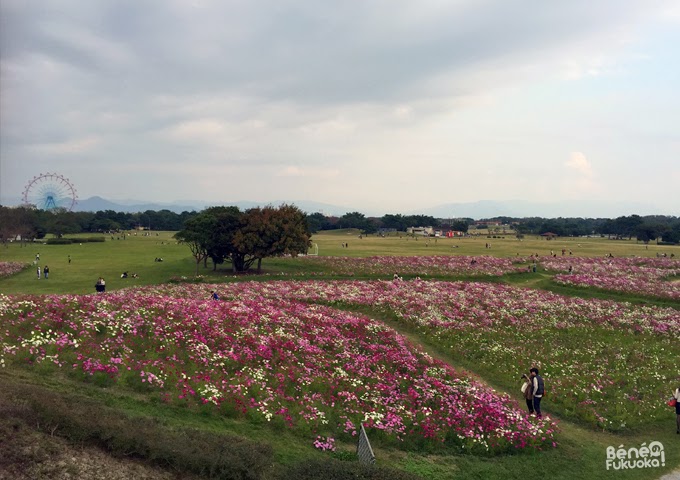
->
left=84, top=237, right=106, bottom=242
left=46, top=238, right=74, bottom=245
left=281, top=458, right=422, bottom=480
left=2, top=381, right=274, bottom=480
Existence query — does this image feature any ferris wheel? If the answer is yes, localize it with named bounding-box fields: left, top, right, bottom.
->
left=22, top=172, right=78, bottom=211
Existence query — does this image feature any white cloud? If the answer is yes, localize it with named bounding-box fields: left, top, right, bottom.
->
left=278, top=166, right=341, bottom=178
left=29, top=136, right=101, bottom=155
left=562, top=151, right=597, bottom=194
left=565, top=152, right=593, bottom=177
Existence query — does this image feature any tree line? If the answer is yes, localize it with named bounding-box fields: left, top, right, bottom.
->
left=1, top=204, right=678, bottom=247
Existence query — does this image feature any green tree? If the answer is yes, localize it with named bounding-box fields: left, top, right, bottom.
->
left=450, top=220, right=470, bottom=233
left=44, top=209, right=82, bottom=238
left=636, top=222, right=668, bottom=244
left=233, top=205, right=311, bottom=273
left=204, top=206, right=242, bottom=270
left=305, top=212, right=330, bottom=233
left=338, top=211, right=368, bottom=230
left=174, top=214, right=214, bottom=275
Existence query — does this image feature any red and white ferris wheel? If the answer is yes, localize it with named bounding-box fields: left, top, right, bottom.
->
left=22, top=172, right=78, bottom=211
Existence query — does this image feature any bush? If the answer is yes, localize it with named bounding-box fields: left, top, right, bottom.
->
left=46, top=238, right=74, bottom=245
left=281, top=458, right=422, bottom=480
left=84, top=237, right=106, bottom=242
left=2, top=381, right=274, bottom=480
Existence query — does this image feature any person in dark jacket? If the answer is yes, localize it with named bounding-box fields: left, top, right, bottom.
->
left=530, top=367, right=544, bottom=418
left=674, top=385, right=680, bottom=434
left=521, top=373, right=534, bottom=414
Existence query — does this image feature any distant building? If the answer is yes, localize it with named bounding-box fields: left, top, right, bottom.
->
left=407, top=226, right=435, bottom=236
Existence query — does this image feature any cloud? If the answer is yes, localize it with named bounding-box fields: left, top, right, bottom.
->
left=1, top=1, right=679, bottom=214
left=278, top=166, right=341, bottom=178
left=562, top=152, right=597, bottom=194
left=29, top=136, right=102, bottom=155
left=565, top=152, right=593, bottom=177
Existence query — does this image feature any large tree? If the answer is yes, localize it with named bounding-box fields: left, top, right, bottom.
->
left=232, top=204, right=311, bottom=273
left=177, top=204, right=311, bottom=274
left=174, top=214, right=215, bottom=275
left=0, top=206, right=40, bottom=246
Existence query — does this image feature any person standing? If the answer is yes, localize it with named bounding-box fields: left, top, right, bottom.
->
left=530, top=367, right=544, bottom=418
left=521, top=373, right=534, bottom=414
left=68, top=254, right=71, bottom=264
left=37, top=266, right=41, bottom=279
left=44, top=265, right=49, bottom=279
left=673, top=385, right=680, bottom=434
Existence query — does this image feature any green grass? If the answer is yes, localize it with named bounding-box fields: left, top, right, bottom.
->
left=1, top=229, right=679, bottom=479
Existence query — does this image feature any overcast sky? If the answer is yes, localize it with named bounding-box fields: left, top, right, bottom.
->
left=1, top=0, right=679, bottom=216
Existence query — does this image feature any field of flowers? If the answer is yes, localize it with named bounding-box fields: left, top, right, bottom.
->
left=300, top=255, right=516, bottom=276
left=0, top=261, right=28, bottom=278
left=540, top=256, right=680, bottom=300
left=0, top=291, right=557, bottom=454
left=138, top=280, right=680, bottom=431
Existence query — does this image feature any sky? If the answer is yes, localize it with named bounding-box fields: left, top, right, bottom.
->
left=1, top=0, right=679, bottom=217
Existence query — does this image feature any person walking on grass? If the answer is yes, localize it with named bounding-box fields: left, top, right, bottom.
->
left=521, top=373, right=534, bottom=414
left=530, top=367, right=545, bottom=418
left=44, top=265, right=49, bottom=279
left=37, top=266, right=41, bottom=279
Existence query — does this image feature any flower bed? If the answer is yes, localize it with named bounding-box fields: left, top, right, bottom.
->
left=0, top=262, right=29, bottom=278
left=541, top=256, right=680, bottom=300
left=0, top=292, right=556, bottom=454
left=299, top=255, right=515, bottom=276
left=137, top=280, right=680, bottom=430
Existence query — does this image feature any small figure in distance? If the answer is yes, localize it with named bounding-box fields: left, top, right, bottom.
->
left=673, top=384, right=680, bottom=434
left=121, top=271, right=128, bottom=278
left=44, top=265, right=49, bottom=279
left=211, top=291, right=219, bottom=301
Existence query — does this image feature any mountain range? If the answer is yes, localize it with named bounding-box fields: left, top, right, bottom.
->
left=1, top=195, right=673, bottom=219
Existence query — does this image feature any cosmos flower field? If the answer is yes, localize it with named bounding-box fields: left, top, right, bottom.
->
left=1, top=253, right=678, bottom=456
left=0, top=261, right=28, bottom=278
left=0, top=289, right=556, bottom=454
left=137, top=280, right=680, bottom=430
left=299, top=255, right=516, bottom=276
left=541, top=256, right=680, bottom=300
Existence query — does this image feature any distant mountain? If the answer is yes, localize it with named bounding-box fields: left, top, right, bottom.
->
left=1, top=195, right=670, bottom=218
left=70, top=197, right=353, bottom=215
left=414, top=200, right=667, bottom=219
left=74, top=196, right=200, bottom=213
